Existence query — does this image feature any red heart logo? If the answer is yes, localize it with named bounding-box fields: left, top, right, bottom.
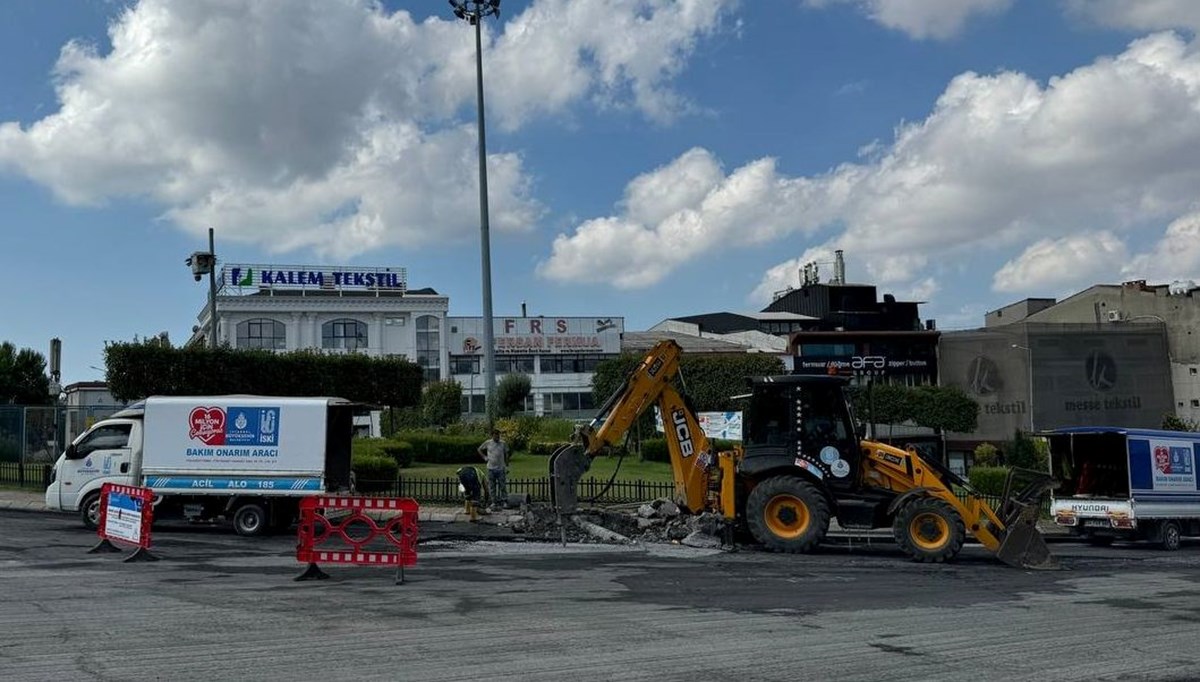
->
left=189, top=407, right=226, bottom=445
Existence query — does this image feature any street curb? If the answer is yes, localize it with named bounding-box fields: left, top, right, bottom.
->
left=0, top=501, right=68, bottom=515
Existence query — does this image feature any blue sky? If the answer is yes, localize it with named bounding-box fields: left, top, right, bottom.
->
left=3, top=0, right=1200, bottom=385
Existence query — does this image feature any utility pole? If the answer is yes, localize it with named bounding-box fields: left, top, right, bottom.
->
left=208, top=228, right=218, bottom=349
left=449, top=0, right=501, bottom=425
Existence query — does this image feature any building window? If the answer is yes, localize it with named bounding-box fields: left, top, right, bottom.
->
left=450, top=355, right=481, bottom=375
left=540, top=354, right=615, bottom=374
left=236, top=318, right=287, bottom=350
left=800, top=343, right=856, bottom=357
left=542, top=392, right=595, bottom=414
left=1192, top=400, right=1200, bottom=408
left=1192, top=367, right=1198, bottom=375
left=496, top=355, right=535, bottom=374
left=416, top=315, right=440, bottom=381
left=322, top=318, right=368, bottom=350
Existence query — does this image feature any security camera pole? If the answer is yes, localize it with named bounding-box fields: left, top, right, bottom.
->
left=187, top=229, right=219, bottom=349
left=449, top=0, right=500, bottom=425
left=207, top=228, right=217, bottom=349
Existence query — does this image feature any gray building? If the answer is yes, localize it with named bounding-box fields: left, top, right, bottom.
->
left=940, top=322, right=1175, bottom=464
left=985, top=280, right=1200, bottom=424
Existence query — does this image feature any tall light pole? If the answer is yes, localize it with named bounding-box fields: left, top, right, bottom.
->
left=449, top=0, right=500, bottom=425
left=1011, top=344, right=1034, bottom=432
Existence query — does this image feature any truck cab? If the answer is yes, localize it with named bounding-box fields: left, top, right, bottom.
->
left=45, top=405, right=145, bottom=527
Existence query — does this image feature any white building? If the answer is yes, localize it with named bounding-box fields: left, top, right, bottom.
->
left=188, top=263, right=624, bottom=419
left=189, top=264, right=450, bottom=381
left=447, top=315, right=624, bottom=418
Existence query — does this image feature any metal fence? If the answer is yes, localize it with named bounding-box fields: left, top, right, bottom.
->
left=0, top=405, right=126, bottom=464
left=358, top=476, right=676, bottom=506
left=0, top=461, right=53, bottom=490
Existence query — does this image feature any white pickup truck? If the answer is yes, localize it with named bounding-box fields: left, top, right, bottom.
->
left=45, top=395, right=357, bottom=536
left=1046, top=426, right=1200, bottom=550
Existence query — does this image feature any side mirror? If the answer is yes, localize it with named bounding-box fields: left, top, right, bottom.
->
left=65, top=443, right=79, bottom=460
left=855, top=424, right=867, bottom=440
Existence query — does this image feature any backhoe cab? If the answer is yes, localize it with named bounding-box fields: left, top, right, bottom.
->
left=550, top=340, right=1058, bottom=570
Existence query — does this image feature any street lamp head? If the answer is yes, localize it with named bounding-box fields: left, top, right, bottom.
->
left=448, top=0, right=500, bottom=23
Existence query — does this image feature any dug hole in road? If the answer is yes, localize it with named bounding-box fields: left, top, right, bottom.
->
left=3, top=511, right=1200, bottom=682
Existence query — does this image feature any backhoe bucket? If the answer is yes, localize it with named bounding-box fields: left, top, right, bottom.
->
left=549, top=444, right=590, bottom=515
left=994, top=470, right=1060, bottom=571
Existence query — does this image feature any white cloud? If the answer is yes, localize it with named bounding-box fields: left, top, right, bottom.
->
left=1124, top=212, right=1200, bottom=282
left=993, top=231, right=1128, bottom=293
left=0, top=0, right=734, bottom=256
left=804, top=0, right=1014, bottom=40
left=1065, top=0, right=1200, bottom=33
left=543, top=31, right=1200, bottom=303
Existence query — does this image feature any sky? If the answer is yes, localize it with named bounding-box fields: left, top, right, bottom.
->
left=2, top=0, right=1200, bottom=385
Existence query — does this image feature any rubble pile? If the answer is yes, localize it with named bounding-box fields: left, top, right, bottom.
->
left=509, top=499, right=730, bottom=550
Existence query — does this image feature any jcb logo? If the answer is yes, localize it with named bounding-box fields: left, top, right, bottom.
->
left=648, top=358, right=664, bottom=377
left=672, top=409, right=694, bottom=458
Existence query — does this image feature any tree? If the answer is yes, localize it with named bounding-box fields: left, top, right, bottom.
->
left=1005, top=430, right=1046, bottom=471
left=495, top=373, right=532, bottom=419
left=0, top=342, right=52, bottom=405
left=591, top=352, right=786, bottom=413
left=1162, top=413, right=1200, bottom=432
left=909, top=385, right=979, bottom=434
left=973, top=442, right=1000, bottom=467
left=421, top=380, right=462, bottom=427
left=848, top=383, right=978, bottom=434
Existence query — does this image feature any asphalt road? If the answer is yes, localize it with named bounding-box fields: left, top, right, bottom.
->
left=3, top=511, right=1200, bottom=682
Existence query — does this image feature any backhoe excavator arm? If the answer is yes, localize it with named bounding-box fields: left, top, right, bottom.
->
left=550, top=340, right=721, bottom=514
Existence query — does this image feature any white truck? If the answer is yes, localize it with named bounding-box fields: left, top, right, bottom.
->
left=45, top=396, right=357, bottom=536
left=1046, top=426, right=1200, bottom=550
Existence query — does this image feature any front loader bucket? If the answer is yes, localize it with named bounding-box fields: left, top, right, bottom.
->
left=994, top=469, right=1061, bottom=571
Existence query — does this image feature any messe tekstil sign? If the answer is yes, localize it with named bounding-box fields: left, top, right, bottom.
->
left=223, top=264, right=406, bottom=292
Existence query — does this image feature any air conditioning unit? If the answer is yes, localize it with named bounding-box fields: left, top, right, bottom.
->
left=1106, top=310, right=1123, bottom=322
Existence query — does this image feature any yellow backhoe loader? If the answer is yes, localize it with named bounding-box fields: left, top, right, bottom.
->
left=550, top=340, right=1058, bottom=569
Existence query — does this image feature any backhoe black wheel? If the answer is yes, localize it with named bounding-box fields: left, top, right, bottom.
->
left=893, top=497, right=965, bottom=563
left=746, top=476, right=830, bottom=553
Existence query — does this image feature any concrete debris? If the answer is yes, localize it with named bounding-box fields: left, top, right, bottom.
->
left=573, top=516, right=633, bottom=544
left=507, top=503, right=732, bottom=551
left=681, top=530, right=723, bottom=549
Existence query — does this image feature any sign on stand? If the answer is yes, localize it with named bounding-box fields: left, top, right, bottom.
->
left=88, top=483, right=159, bottom=563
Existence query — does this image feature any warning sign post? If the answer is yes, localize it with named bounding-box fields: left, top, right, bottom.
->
left=87, top=483, right=159, bottom=563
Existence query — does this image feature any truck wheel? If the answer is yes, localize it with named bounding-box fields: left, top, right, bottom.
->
left=746, top=476, right=830, bottom=553
left=233, top=503, right=267, bottom=537
left=893, top=497, right=965, bottom=563
left=80, top=492, right=102, bottom=530
left=1160, top=521, right=1182, bottom=552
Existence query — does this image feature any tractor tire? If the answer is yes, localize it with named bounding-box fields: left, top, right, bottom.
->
left=893, top=497, right=966, bottom=563
left=746, top=476, right=830, bottom=553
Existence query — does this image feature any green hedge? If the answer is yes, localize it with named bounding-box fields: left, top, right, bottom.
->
left=104, top=342, right=423, bottom=407
left=352, top=453, right=398, bottom=492
left=397, top=432, right=484, bottom=464
left=351, top=438, right=414, bottom=468
left=381, top=441, right=414, bottom=468
left=639, top=438, right=739, bottom=463
left=529, top=441, right=571, bottom=456
left=968, top=466, right=1011, bottom=496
